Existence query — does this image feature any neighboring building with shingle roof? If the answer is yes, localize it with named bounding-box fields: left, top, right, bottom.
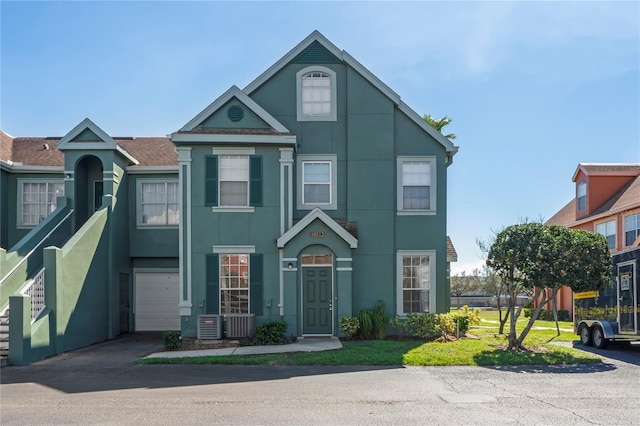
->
left=544, top=163, right=640, bottom=314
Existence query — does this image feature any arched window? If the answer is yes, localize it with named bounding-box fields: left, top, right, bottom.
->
left=296, top=67, right=337, bottom=121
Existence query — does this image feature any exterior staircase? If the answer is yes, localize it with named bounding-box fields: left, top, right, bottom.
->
left=0, top=309, right=9, bottom=366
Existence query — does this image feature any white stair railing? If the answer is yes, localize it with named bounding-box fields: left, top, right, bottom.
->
left=22, top=267, right=46, bottom=322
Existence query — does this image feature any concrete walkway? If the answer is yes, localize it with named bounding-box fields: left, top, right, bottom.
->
left=145, top=337, right=342, bottom=359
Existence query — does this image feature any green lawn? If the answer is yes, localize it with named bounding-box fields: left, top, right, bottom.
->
left=139, top=310, right=601, bottom=367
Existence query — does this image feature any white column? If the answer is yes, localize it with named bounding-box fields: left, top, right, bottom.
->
left=177, top=147, right=192, bottom=316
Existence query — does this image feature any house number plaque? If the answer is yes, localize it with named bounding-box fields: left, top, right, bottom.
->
left=310, top=231, right=325, bottom=238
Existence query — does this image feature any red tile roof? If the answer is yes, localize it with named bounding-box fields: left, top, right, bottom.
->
left=0, top=136, right=177, bottom=167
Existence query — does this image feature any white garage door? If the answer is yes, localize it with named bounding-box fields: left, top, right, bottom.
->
left=135, top=272, right=180, bottom=331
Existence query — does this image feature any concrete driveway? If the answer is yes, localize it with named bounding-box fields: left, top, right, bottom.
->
left=1, top=334, right=640, bottom=425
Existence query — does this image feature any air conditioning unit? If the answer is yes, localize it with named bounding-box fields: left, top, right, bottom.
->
left=225, top=314, right=255, bottom=338
left=197, top=315, right=223, bottom=340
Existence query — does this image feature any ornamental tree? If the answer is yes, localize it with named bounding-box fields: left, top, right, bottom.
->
left=487, top=223, right=611, bottom=350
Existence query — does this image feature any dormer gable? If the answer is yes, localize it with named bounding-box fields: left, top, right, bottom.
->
left=57, top=118, right=139, bottom=165
left=573, top=163, right=640, bottom=219
left=172, top=86, right=294, bottom=145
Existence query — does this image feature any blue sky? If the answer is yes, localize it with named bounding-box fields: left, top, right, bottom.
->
left=2, top=1, right=639, bottom=274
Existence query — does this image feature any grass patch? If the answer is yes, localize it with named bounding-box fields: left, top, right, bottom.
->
left=138, top=310, right=601, bottom=367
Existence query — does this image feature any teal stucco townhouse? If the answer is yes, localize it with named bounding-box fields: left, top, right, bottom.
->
left=0, top=31, right=458, bottom=364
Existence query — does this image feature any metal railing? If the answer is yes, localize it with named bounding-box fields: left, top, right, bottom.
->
left=22, top=267, right=46, bottom=322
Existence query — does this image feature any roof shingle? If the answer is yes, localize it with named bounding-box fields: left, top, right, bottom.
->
left=1, top=136, right=177, bottom=167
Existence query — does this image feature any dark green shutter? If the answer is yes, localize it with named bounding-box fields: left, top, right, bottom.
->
left=205, top=254, right=219, bottom=314
left=205, top=155, right=218, bottom=206
left=249, top=156, right=262, bottom=207
left=250, top=254, right=263, bottom=316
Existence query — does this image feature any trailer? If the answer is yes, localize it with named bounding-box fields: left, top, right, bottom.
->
left=574, top=247, right=640, bottom=349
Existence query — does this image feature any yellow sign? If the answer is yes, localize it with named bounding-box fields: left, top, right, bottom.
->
left=574, top=291, right=599, bottom=299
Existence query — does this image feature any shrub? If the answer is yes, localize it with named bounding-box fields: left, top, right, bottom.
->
left=390, top=315, right=409, bottom=337
left=405, top=313, right=440, bottom=340
left=163, top=331, right=180, bottom=350
left=457, top=305, right=481, bottom=326
left=255, top=320, right=288, bottom=345
left=537, top=309, right=571, bottom=322
left=354, top=300, right=388, bottom=340
left=339, top=316, right=360, bottom=339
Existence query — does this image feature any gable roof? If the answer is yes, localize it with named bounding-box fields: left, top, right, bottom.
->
left=572, top=163, right=640, bottom=181
left=243, top=30, right=458, bottom=157
left=277, top=207, right=358, bottom=249
left=57, top=118, right=139, bottom=165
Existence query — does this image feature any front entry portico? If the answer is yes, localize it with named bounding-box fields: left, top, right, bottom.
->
left=277, top=208, right=358, bottom=337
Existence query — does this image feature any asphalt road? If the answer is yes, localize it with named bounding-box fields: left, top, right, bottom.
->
left=1, top=334, right=639, bottom=425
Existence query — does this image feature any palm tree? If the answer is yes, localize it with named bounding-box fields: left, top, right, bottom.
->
left=423, top=114, right=456, bottom=141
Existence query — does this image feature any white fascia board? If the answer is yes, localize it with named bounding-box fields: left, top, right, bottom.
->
left=57, top=118, right=117, bottom=150
left=277, top=207, right=358, bottom=249
left=244, top=30, right=344, bottom=95
left=179, top=86, right=290, bottom=133
left=171, top=133, right=296, bottom=145
left=115, top=145, right=140, bottom=165
left=5, top=165, right=64, bottom=174
left=126, top=166, right=179, bottom=174
left=398, top=102, right=459, bottom=155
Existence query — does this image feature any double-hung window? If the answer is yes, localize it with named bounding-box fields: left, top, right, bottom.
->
left=296, top=154, right=337, bottom=210
left=205, top=151, right=262, bottom=210
left=220, top=155, right=249, bottom=206
left=397, top=157, right=436, bottom=214
left=625, top=213, right=640, bottom=246
left=397, top=251, right=435, bottom=315
left=596, top=219, right=616, bottom=250
left=138, top=180, right=179, bottom=226
left=296, top=66, right=337, bottom=121
left=19, top=180, right=64, bottom=226
left=303, top=161, right=331, bottom=204
left=577, top=182, right=587, bottom=211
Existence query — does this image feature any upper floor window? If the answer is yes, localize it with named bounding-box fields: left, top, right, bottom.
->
left=19, top=180, right=64, bottom=227
left=205, top=152, right=262, bottom=211
left=296, top=66, right=337, bottom=121
left=625, top=213, right=640, bottom=246
left=138, top=180, right=179, bottom=227
left=577, top=181, right=587, bottom=211
left=296, top=154, right=337, bottom=210
left=303, top=161, right=331, bottom=204
left=220, top=155, right=249, bottom=206
left=397, top=156, right=436, bottom=214
left=596, top=219, right=616, bottom=250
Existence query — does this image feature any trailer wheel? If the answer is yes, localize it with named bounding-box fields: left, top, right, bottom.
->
left=592, top=325, right=609, bottom=349
left=579, top=324, right=593, bottom=346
